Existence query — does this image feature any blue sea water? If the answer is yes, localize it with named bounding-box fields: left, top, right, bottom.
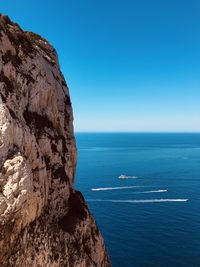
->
left=75, top=133, right=200, bottom=267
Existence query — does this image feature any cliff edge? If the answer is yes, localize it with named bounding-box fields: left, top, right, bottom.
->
left=0, top=15, right=110, bottom=267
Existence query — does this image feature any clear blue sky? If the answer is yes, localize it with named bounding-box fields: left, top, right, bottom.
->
left=1, top=0, right=200, bottom=132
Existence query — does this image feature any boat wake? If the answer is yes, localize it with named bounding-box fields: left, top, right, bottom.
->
left=132, top=189, right=167, bottom=194
left=124, top=176, right=138, bottom=179
left=87, top=198, right=189, bottom=203
left=119, top=175, right=138, bottom=179
left=91, top=186, right=148, bottom=191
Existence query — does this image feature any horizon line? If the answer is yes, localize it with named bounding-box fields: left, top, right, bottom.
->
left=74, top=131, right=200, bottom=134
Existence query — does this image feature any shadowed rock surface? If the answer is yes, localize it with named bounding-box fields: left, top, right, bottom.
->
left=0, top=15, right=111, bottom=267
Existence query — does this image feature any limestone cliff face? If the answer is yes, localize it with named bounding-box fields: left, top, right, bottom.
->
left=0, top=15, right=110, bottom=267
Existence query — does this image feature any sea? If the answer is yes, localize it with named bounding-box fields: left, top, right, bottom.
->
left=75, top=133, right=200, bottom=267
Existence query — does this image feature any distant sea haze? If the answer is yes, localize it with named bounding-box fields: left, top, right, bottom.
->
left=75, top=133, right=200, bottom=267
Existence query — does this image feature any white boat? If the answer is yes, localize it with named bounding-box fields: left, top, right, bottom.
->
left=118, top=174, right=127, bottom=179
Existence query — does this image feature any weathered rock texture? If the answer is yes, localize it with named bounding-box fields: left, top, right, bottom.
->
left=0, top=15, right=110, bottom=267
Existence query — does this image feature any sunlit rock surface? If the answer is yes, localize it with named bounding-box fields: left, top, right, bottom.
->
left=0, top=15, right=110, bottom=267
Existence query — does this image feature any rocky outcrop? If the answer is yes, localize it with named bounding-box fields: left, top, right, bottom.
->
left=0, top=15, right=110, bottom=267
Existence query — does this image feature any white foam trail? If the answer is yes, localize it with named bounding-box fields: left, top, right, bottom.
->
left=91, top=186, right=148, bottom=191
left=122, top=176, right=138, bottom=179
left=87, top=199, right=189, bottom=203
left=132, top=189, right=167, bottom=194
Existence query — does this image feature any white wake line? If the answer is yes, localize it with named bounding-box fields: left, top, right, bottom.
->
left=87, top=199, right=189, bottom=203
left=91, top=186, right=149, bottom=191
left=132, top=189, right=167, bottom=194
left=121, top=176, right=138, bottom=179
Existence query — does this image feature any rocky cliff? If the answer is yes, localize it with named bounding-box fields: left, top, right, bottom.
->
left=0, top=15, right=110, bottom=267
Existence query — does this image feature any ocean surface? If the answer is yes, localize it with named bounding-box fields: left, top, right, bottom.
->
left=75, top=133, right=200, bottom=267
